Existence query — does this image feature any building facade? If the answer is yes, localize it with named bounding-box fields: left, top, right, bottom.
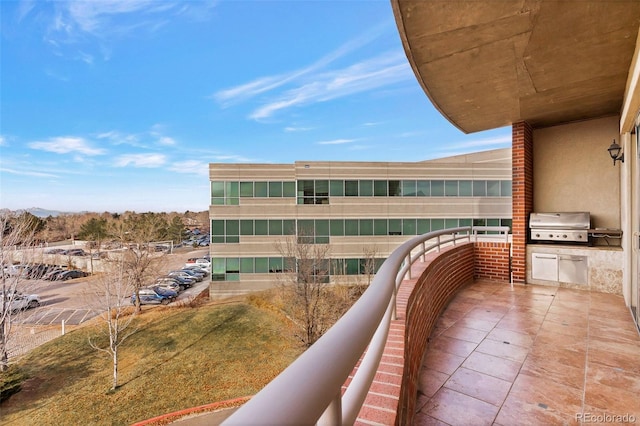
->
left=208, top=148, right=511, bottom=295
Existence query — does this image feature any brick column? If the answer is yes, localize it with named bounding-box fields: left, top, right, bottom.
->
left=512, top=122, right=533, bottom=284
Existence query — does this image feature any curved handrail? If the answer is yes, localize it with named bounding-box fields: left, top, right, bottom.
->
left=223, top=227, right=473, bottom=425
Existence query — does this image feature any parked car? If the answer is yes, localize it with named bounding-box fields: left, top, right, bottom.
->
left=171, top=269, right=203, bottom=282
left=167, top=271, right=200, bottom=283
left=45, top=248, right=66, bottom=254
left=154, top=278, right=183, bottom=292
left=184, top=258, right=211, bottom=271
left=43, top=268, right=66, bottom=281
left=64, top=249, right=87, bottom=256
left=55, top=270, right=88, bottom=281
left=183, top=265, right=209, bottom=277
left=1, top=292, right=41, bottom=313
left=131, top=287, right=176, bottom=305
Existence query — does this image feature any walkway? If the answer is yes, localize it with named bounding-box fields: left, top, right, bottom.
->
left=415, top=279, right=640, bottom=425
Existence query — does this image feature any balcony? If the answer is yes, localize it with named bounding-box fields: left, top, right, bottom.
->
left=206, top=228, right=639, bottom=425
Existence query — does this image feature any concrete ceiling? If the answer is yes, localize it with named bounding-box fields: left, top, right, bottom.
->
left=391, top=0, right=640, bottom=133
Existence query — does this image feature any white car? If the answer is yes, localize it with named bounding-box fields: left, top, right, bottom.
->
left=1, top=292, right=41, bottom=313
left=184, top=258, right=211, bottom=271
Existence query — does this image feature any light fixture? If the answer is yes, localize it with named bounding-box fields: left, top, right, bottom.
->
left=607, top=139, right=624, bottom=165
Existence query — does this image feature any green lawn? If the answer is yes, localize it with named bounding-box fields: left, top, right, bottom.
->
left=1, top=299, right=302, bottom=425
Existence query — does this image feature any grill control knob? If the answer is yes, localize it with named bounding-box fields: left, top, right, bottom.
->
left=549, top=234, right=553, bottom=238
left=563, top=234, right=567, bottom=238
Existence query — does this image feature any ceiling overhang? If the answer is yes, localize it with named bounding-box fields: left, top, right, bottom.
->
left=391, top=0, right=640, bottom=133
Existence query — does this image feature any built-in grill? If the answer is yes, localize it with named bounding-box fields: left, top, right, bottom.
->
left=529, top=212, right=590, bottom=244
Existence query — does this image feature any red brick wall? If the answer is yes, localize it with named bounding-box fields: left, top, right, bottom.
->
left=512, top=121, right=533, bottom=283
left=395, top=244, right=474, bottom=425
left=474, top=241, right=511, bottom=282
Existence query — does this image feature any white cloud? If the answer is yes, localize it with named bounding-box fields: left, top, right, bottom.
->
left=284, top=126, right=314, bottom=133
left=0, top=135, right=5, bottom=146
left=316, top=139, right=357, bottom=145
left=168, top=160, right=209, bottom=176
left=157, top=136, right=176, bottom=146
left=28, top=136, right=106, bottom=156
left=0, top=167, right=59, bottom=178
left=114, top=153, right=166, bottom=167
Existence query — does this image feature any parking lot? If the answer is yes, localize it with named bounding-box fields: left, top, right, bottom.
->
left=11, top=248, right=210, bottom=327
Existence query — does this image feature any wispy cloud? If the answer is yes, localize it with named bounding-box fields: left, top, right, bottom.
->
left=28, top=136, right=106, bottom=156
left=168, top=160, right=209, bottom=176
left=316, top=139, right=357, bottom=145
left=114, top=153, right=166, bottom=168
left=284, top=126, right=314, bottom=133
left=0, top=167, right=59, bottom=178
left=0, top=135, right=6, bottom=146
left=212, top=21, right=410, bottom=121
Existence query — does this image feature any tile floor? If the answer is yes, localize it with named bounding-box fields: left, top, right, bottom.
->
left=415, top=279, right=640, bottom=425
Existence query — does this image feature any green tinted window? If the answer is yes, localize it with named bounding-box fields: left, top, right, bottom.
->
left=417, top=219, right=430, bottom=234
left=360, top=219, right=373, bottom=235
left=255, top=182, right=268, bottom=197
left=459, top=180, right=472, bottom=196
left=240, top=182, right=253, bottom=197
left=297, top=220, right=314, bottom=236
left=226, top=258, right=240, bottom=273
left=212, top=220, right=224, bottom=236
left=226, top=182, right=239, bottom=197
left=359, top=180, right=373, bottom=196
left=487, top=180, right=500, bottom=196
left=255, top=257, right=269, bottom=273
left=315, top=220, right=329, bottom=236
left=374, top=219, right=387, bottom=235
left=431, top=219, right=444, bottom=230
left=445, top=181, right=458, bottom=196
left=388, top=180, right=401, bottom=196
left=402, top=180, right=417, bottom=196
left=473, top=181, right=486, bottom=196
left=445, top=219, right=458, bottom=229
left=299, top=180, right=314, bottom=197
left=212, top=258, right=225, bottom=274
left=374, top=180, right=387, bottom=196
left=254, top=220, right=268, bottom=235
left=269, top=220, right=283, bottom=235
left=389, top=219, right=401, bottom=235
left=240, top=220, right=253, bottom=235
left=211, top=181, right=225, bottom=197
left=459, top=218, right=472, bottom=227
left=269, top=257, right=283, bottom=273
left=226, top=220, right=239, bottom=236
left=417, top=180, right=430, bottom=196
left=240, top=258, right=254, bottom=273
left=345, top=219, right=359, bottom=236
left=330, top=180, right=344, bottom=196
left=403, top=219, right=417, bottom=235
left=283, top=182, right=296, bottom=197
left=330, top=219, right=344, bottom=236
left=345, top=180, right=358, bottom=196
left=315, top=180, right=329, bottom=196
left=283, top=220, right=296, bottom=235
left=431, top=180, right=444, bottom=196
left=500, top=180, right=512, bottom=197
left=269, top=181, right=283, bottom=197
left=345, top=259, right=359, bottom=275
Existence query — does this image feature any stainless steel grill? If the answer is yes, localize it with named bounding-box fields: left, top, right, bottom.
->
left=529, top=212, right=590, bottom=243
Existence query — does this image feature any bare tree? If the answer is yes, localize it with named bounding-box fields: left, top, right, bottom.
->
left=0, top=213, right=38, bottom=371
left=362, top=244, right=380, bottom=286
left=86, top=258, right=138, bottom=391
left=275, top=232, right=344, bottom=347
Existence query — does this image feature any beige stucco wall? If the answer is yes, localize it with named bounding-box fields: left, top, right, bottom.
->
left=533, top=116, right=621, bottom=229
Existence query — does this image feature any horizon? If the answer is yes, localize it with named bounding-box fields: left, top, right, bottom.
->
left=0, top=1, right=511, bottom=213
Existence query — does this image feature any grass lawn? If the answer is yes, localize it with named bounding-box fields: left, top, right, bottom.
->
left=0, top=299, right=303, bottom=425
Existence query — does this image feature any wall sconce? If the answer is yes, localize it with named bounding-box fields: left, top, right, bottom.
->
left=607, top=139, right=624, bottom=165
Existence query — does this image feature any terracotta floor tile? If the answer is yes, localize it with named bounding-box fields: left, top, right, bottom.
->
left=461, top=351, right=522, bottom=382
left=494, top=317, right=542, bottom=336
left=429, top=335, right=478, bottom=358
left=456, top=317, right=498, bottom=332
left=495, top=374, right=583, bottom=425
left=520, top=353, right=585, bottom=390
left=417, top=367, right=449, bottom=399
left=465, top=307, right=507, bottom=322
left=413, top=412, right=451, bottom=426
left=420, top=387, right=499, bottom=425
left=443, top=367, right=512, bottom=406
left=586, top=362, right=640, bottom=393
left=441, top=325, right=488, bottom=344
left=421, top=348, right=466, bottom=375
left=538, top=319, right=588, bottom=338
left=528, top=343, right=586, bottom=370
left=475, top=339, right=529, bottom=363
left=584, top=382, right=640, bottom=418
left=485, top=327, right=535, bottom=348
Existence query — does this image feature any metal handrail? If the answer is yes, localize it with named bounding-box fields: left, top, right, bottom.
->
left=223, top=227, right=474, bottom=425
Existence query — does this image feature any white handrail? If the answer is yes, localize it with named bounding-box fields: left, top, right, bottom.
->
left=223, top=227, right=475, bottom=425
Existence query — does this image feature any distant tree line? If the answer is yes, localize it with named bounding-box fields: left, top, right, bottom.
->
left=3, top=210, right=209, bottom=246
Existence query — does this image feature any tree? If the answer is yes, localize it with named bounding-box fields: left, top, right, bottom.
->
left=166, top=216, right=187, bottom=245
left=86, top=258, right=138, bottom=391
left=275, top=232, right=343, bottom=347
left=0, top=213, right=38, bottom=371
left=78, top=217, right=109, bottom=274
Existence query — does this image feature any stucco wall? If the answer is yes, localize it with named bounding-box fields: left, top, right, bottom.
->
left=533, top=116, right=621, bottom=229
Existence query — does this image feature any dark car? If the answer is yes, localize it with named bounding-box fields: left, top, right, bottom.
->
left=55, top=270, right=88, bottom=281
left=131, top=287, right=176, bottom=305
left=43, top=268, right=66, bottom=280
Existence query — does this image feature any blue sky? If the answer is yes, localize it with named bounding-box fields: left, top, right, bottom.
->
left=0, top=0, right=510, bottom=213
